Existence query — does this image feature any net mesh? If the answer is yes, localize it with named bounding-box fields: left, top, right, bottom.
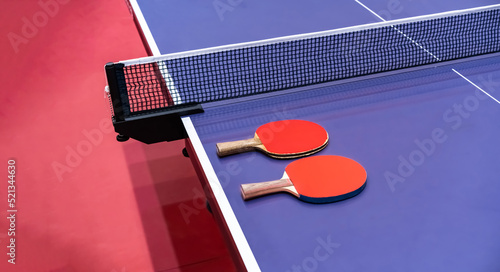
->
left=119, top=8, right=500, bottom=116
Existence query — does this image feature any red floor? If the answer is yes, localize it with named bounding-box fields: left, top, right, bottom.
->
left=0, top=1, right=234, bottom=271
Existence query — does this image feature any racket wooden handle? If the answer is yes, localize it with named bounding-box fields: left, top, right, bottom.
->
left=241, top=178, right=298, bottom=200
left=216, top=138, right=261, bottom=157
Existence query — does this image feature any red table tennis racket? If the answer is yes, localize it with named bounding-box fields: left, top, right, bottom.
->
left=216, top=120, right=328, bottom=159
left=241, top=155, right=367, bottom=203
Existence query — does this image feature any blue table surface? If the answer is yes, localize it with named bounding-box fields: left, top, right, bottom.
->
left=138, top=0, right=499, bottom=54
left=190, top=55, right=500, bottom=272
left=133, top=0, right=500, bottom=270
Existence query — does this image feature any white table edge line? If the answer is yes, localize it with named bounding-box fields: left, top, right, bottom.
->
left=182, top=116, right=261, bottom=272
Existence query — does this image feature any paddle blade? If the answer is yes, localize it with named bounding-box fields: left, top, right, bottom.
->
left=255, top=120, right=328, bottom=155
left=286, top=155, right=367, bottom=203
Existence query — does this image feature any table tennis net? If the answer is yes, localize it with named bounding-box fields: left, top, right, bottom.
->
left=110, top=6, right=500, bottom=118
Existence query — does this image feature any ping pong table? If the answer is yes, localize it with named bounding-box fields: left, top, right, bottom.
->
left=110, top=1, right=500, bottom=271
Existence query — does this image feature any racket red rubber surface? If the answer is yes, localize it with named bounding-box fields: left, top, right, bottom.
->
left=288, top=155, right=367, bottom=203
left=256, top=120, right=328, bottom=155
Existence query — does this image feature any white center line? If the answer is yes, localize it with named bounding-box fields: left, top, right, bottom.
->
left=354, top=0, right=387, bottom=22
left=355, top=0, right=500, bottom=105
left=354, top=0, right=441, bottom=62
left=453, top=69, right=500, bottom=104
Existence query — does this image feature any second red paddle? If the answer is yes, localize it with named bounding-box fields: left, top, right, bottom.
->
left=241, top=155, right=367, bottom=204
left=216, top=120, right=328, bottom=158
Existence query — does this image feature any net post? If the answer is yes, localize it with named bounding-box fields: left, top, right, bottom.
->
left=105, top=62, right=126, bottom=122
